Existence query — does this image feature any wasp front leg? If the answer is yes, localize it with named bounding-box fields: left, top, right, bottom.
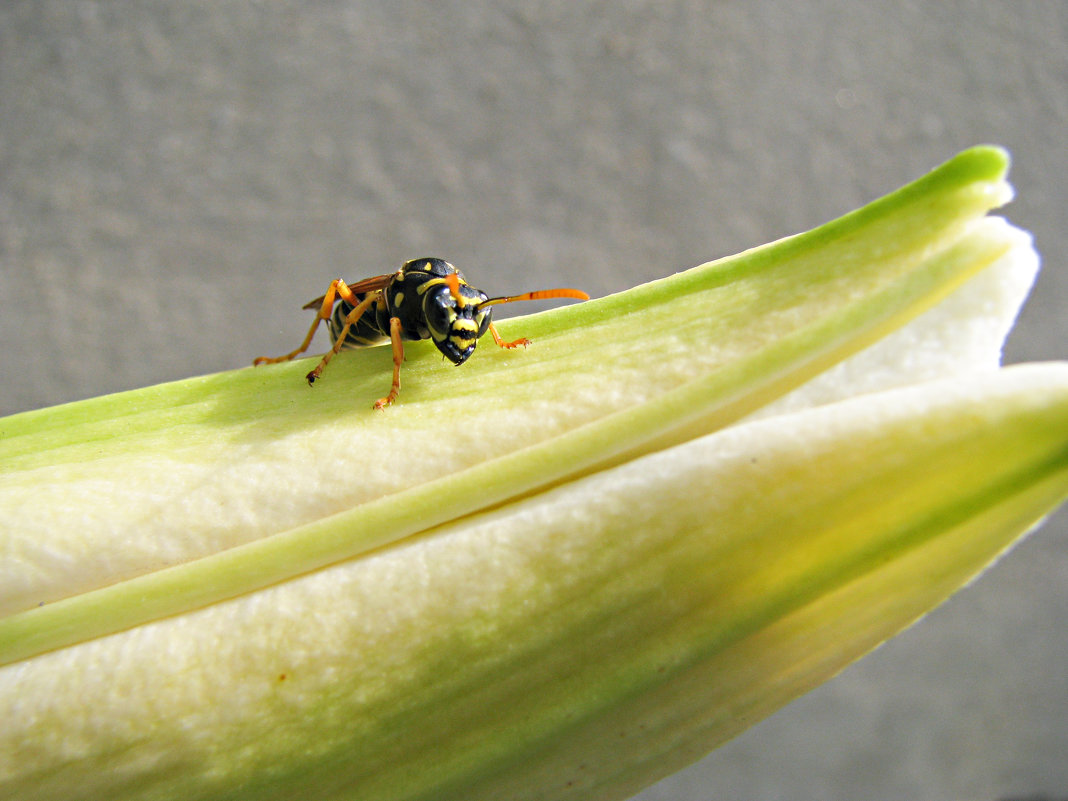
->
left=488, top=322, right=531, bottom=350
left=373, top=317, right=405, bottom=410
left=253, top=279, right=361, bottom=366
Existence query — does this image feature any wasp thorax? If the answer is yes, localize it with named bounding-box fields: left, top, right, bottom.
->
left=423, top=283, right=491, bottom=365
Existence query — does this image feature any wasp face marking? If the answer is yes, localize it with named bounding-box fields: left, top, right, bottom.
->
left=423, top=280, right=490, bottom=364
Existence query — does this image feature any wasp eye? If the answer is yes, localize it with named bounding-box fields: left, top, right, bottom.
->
left=424, top=292, right=455, bottom=343
left=475, top=306, right=492, bottom=337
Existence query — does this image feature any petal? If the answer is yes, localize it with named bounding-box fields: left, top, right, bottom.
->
left=2, top=364, right=1065, bottom=800
left=0, top=148, right=1025, bottom=644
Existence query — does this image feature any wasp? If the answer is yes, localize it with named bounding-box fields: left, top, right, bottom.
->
left=254, top=257, right=589, bottom=409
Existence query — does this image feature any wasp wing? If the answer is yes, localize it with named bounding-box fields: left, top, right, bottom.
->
left=343, top=274, right=395, bottom=294
left=301, top=274, right=393, bottom=310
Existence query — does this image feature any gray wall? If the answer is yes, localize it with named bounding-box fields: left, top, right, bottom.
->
left=1, top=3, right=1065, bottom=800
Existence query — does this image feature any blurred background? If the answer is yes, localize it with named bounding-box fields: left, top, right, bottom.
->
left=1, top=2, right=1065, bottom=799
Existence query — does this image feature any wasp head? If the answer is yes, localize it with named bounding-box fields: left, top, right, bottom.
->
left=423, top=281, right=492, bottom=365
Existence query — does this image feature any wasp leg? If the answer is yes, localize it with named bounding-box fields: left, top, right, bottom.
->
left=305, top=291, right=380, bottom=385
left=488, top=322, right=531, bottom=350
left=253, top=279, right=362, bottom=366
left=373, top=317, right=404, bottom=410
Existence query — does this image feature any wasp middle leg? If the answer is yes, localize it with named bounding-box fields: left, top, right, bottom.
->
left=373, top=317, right=405, bottom=410
left=305, top=291, right=381, bottom=385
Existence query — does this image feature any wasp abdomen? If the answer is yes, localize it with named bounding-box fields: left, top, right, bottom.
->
left=329, top=296, right=389, bottom=349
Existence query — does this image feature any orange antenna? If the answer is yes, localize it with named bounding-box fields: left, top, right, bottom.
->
left=444, top=273, right=463, bottom=303
left=480, top=288, right=589, bottom=308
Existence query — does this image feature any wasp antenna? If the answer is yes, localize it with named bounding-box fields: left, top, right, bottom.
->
left=480, top=288, right=589, bottom=308
left=444, top=273, right=463, bottom=303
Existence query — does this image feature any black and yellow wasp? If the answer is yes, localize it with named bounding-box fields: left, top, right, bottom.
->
left=254, top=258, right=589, bottom=409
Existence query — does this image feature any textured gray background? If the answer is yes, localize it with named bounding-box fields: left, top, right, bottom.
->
left=1, top=2, right=1065, bottom=800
